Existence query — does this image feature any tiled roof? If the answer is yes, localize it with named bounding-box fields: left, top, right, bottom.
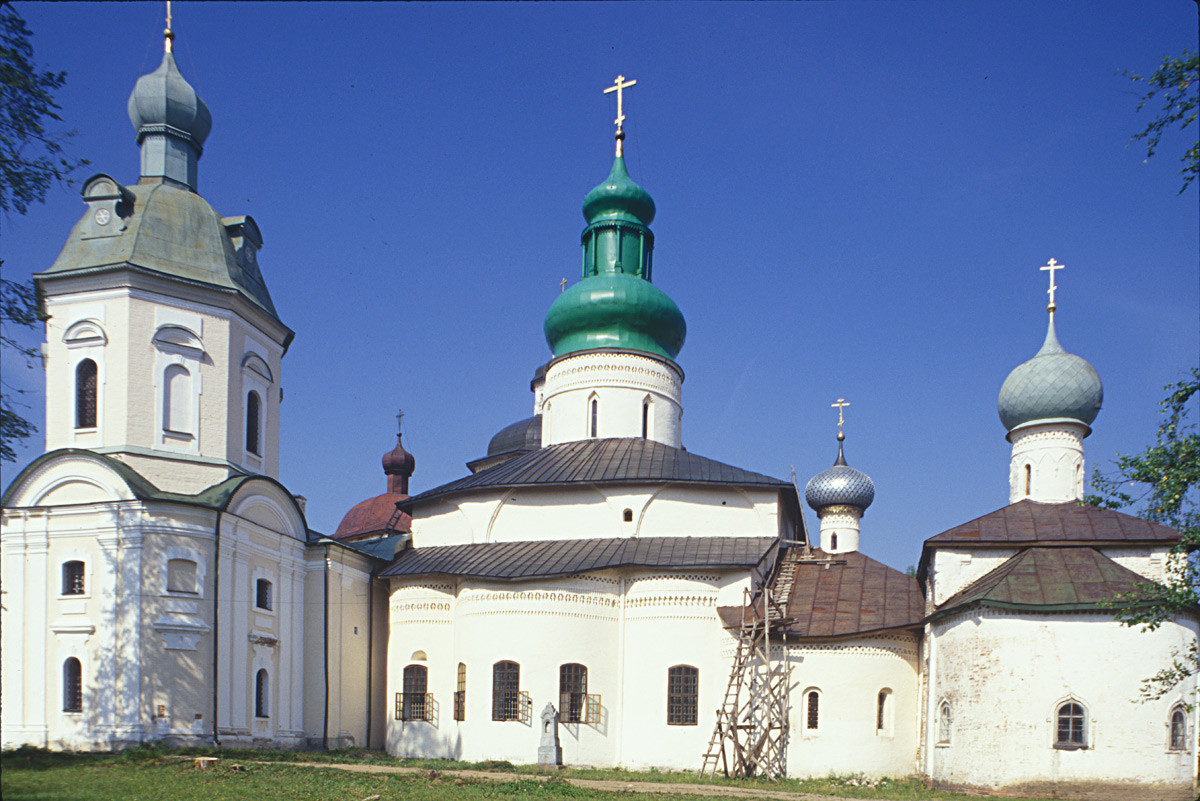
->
left=934, top=546, right=1153, bottom=616
left=401, top=438, right=790, bottom=510
left=379, top=536, right=775, bottom=581
left=718, top=548, right=925, bottom=638
left=925, top=500, right=1179, bottom=547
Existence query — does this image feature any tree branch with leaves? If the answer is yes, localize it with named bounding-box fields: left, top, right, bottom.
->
left=1125, top=50, right=1199, bottom=194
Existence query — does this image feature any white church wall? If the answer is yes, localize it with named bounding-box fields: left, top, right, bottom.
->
left=929, top=609, right=1198, bottom=797
left=1100, top=546, right=1174, bottom=584
left=928, top=548, right=1018, bottom=606
left=784, top=634, right=920, bottom=778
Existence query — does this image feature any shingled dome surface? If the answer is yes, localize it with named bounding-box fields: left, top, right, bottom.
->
left=998, top=318, right=1102, bottom=431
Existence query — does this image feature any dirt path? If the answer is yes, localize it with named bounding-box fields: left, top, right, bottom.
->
left=279, top=761, right=876, bottom=801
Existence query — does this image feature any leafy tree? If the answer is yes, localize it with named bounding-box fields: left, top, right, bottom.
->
left=1125, top=50, right=1199, bottom=194
left=1086, top=369, right=1200, bottom=701
left=0, top=3, right=87, bottom=462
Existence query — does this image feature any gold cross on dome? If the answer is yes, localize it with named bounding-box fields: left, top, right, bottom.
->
left=164, top=1, right=175, bottom=52
left=1040, top=258, right=1064, bottom=313
left=603, top=75, right=637, bottom=156
left=560, top=277, right=568, bottom=293
left=831, top=398, right=850, bottom=437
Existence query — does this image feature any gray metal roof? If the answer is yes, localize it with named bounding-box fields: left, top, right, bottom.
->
left=380, top=536, right=775, bottom=581
left=403, top=437, right=790, bottom=510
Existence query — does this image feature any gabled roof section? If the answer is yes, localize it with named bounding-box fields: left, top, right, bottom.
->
left=925, top=500, right=1178, bottom=547
left=401, top=437, right=791, bottom=510
left=718, top=548, right=924, bottom=639
left=933, top=546, right=1157, bottom=617
left=380, top=536, right=775, bottom=581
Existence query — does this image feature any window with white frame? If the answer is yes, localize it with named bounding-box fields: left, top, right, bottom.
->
left=255, top=669, right=269, bottom=718
left=938, top=701, right=952, bottom=744
left=63, top=658, right=83, bottom=712
left=805, top=689, right=820, bottom=731
left=255, top=578, right=273, bottom=611
left=75, top=359, right=98, bottom=429
left=62, top=560, right=86, bottom=595
left=163, top=364, right=192, bottom=434
left=246, top=390, right=262, bottom=456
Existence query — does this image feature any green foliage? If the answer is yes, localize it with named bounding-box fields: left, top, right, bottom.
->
left=1125, top=50, right=1199, bottom=194
left=1085, top=368, right=1200, bottom=700
left=0, top=4, right=87, bottom=462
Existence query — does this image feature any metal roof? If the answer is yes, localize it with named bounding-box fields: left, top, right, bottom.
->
left=402, top=437, right=790, bottom=510
left=379, top=536, right=775, bottom=581
left=924, top=500, right=1179, bottom=547
left=933, top=546, right=1158, bottom=617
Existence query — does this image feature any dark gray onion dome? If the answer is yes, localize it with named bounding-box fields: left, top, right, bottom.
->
left=998, top=318, right=1102, bottom=432
left=805, top=439, right=875, bottom=512
left=488, top=415, right=542, bottom=457
left=127, top=52, right=212, bottom=153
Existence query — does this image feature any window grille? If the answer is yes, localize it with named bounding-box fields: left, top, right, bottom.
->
left=806, top=691, right=819, bottom=730
left=401, top=665, right=429, bottom=721
left=76, top=359, right=97, bottom=429
left=247, top=391, right=262, bottom=455
left=518, top=691, right=532, bottom=724
left=255, top=669, right=269, bottom=718
left=62, top=561, right=85, bottom=595
left=1055, top=702, right=1086, bottom=748
left=1170, top=708, right=1186, bottom=751
left=63, top=658, right=83, bottom=712
left=559, top=663, right=588, bottom=723
left=585, top=693, right=602, bottom=725
left=256, top=578, right=272, bottom=610
left=667, top=665, right=698, bottom=725
left=454, top=662, right=466, bottom=722
left=492, top=661, right=522, bottom=721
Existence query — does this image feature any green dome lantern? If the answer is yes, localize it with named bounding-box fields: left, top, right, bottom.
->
left=544, top=154, right=686, bottom=361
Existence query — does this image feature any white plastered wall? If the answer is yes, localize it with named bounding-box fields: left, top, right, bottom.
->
left=1007, top=422, right=1087, bottom=504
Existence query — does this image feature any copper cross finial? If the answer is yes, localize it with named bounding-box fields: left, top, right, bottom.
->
left=831, top=398, right=850, bottom=438
left=1040, top=258, right=1063, bottom=315
left=603, top=75, right=637, bottom=157
left=164, top=1, right=174, bottom=53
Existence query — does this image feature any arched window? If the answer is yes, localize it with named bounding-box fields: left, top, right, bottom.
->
left=938, top=701, right=952, bottom=744
left=830, top=533, right=838, bottom=551
left=589, top=397, right=599, bottom=438
left=560, top=663, right=588, bottom=724
left=63, top=658, right=83, bottom=711
left=623, top=508, right=633, bottom=523
left=454, top=662, right=467, bottom=722
left=667, top=665, right=698, bottom=725
left=1055, top=701, right=1086, bottom=748
left=62, top=560, right=85, bottom=595
left=1024, top=464, right=1032, bottom=497
left=877, top=688, right=893, bottom=734
left=167, top=559, right=198, bottom=594
left=255, top=578, right=272, bottom=610
left=806, top=690, right=820, bottom=730
left=641, top=398, right=651, bottom=439
left=255, top=669, right=269, bottom=718
left=246, top=391, right=262, bottom=455
left=1170, top=706, right=1187, bottom=751
left=163, top=364, right=191, bottom=432
left=492, top=661, right=521, bottom=721
left=401, top=664, right=428, bottom=721
left=75, top=359, right=97, bottom=429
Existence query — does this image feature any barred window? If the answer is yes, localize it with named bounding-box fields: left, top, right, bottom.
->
left=806, top=690, right=819, bottom=730
left=76, top=359, right=97, bottom=429
left=667, top=665, right=698, bottom=726
left=256, top=578, right=272, bottom=610
left=62, top=561, right=85, bottom=595
left=63, top=658, right=83, bottom=712
left=255, top=669, right=269, bottom=718
left=560, top=663, right=587, bottom=724
left=492, top=661, right=521, bottom=721
left=454, top=662, right=466, bottom=722
left=1055, top=702, right=1086, bottom=748
left=401, top=665, right=428, bottom=721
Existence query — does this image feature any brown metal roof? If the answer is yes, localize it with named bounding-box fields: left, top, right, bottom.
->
left=925, top=500, right=1179, bottom=547
left=379, top=536, right=776, bottom=581
left=718, top=549, right=924, bottom=638
left=934, top=546, right=1153, bottom=616
left=332, top=492, right=411, bottom=541
left=401, top=438, right=791, bottom=511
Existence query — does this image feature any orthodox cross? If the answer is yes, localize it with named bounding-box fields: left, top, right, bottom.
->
left=603, top=75, right=637, bottom=157
left=396, top=408, right=405, bottom=435
left=560, top=277, right=568, bottom=293
left=831, top=398, right=850, bottom=438
left=164, top=1, right=174, bottom=52
left=1040, top=258, right=1063, bottom=314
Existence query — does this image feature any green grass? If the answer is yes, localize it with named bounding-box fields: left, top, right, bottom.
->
left=1, top=745, right=1061, bottom=801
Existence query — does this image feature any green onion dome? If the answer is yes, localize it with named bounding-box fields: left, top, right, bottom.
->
left=997, top=318, right=1103, bottom=432
left=543, top=156, right=685, bottom=361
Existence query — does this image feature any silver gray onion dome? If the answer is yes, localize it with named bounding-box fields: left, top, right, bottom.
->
left=805, top=438, right=875, bottom=512
left=997, top=317, right=1102, bottom=432
left=127, top=51, right=212, bottom=153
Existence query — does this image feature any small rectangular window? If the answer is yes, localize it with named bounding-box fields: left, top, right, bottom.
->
left=62, top=561, right=85, bottom=595
left=667, top=665, right=698, bottom=726
left=454, top=662, right=466, bottom=722
left=256, top=578, right=272, bottom=611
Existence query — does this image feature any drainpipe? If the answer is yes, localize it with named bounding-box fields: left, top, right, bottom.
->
left=211, top=509, right=223, bottom=747
left=323, top=543, right=330, bottom=750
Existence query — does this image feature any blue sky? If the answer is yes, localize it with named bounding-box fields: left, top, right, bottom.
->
left=4, top=1, right=1197, bottom=571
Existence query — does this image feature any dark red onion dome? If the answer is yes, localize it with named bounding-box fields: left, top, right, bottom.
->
left=333, top=433, right=415, bottom=541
